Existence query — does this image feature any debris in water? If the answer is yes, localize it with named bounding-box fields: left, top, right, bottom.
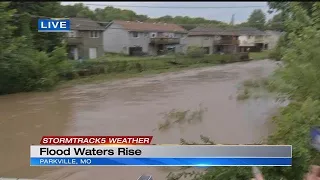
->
left=157, top=104, right=208, bottom=131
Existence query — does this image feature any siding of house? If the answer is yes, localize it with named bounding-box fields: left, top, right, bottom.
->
left=81, top=31, right=104, bottom=59
left=103, top=23, right=129, bottom=54
left=181, top=36, right=214, bottom=54
left=66, top=30, right=104, bottom=60
left=239, top=35, right=256, bottom=47
left=128, top=31, right=150, bottom=54
left=172, top=33, right=185, bottom=53
left=103, top=21, right=187, bottom=55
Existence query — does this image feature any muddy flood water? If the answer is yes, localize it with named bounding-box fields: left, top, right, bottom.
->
left=0, top=60, right=281, bottom=180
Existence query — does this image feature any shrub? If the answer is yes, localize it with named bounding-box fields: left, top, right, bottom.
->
left=269, top=35, right=286, bottom=61
left=186, top=46, right=206, bottom=58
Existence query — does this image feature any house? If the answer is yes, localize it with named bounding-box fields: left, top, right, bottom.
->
left=65, top=18, right=105, bottom=60
left=103, top=20, right=188, bottom=55
left=238, top=28, right=268, bottom=52
left=264, top=30, right=283, bottom=50
left=181, top=27, right=241, bottom=54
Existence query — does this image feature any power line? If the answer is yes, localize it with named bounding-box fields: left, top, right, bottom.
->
left=13, top=14, right=280, bottom=36
left=82, top=4, right=267, bottom=9
left=14, top=13, right=286, bottom=27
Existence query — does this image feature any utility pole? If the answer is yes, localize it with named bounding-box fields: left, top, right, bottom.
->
left=230, top=14, right=235, bottom=26
left=230, top=14, right=237, bottom=53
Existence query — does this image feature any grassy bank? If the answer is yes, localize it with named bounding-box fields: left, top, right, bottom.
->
left=249, top=50, right=271, bottom=60
left=57, top=63, right=208, bottom=89
left=58, top=53, right=251, bottom=88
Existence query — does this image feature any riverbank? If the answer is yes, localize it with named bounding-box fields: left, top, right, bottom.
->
left=57, top=63, right=219, bottom=89
left=58, top=52, right=270, bottom=89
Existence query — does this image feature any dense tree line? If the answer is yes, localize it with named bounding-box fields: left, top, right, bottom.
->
left=59, top=3, right=228, bottom=30
left=59, top=3, right=285, bottom=31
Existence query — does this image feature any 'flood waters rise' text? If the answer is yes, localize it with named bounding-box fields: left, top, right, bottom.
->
left=39, top=147, right=143, bottom=156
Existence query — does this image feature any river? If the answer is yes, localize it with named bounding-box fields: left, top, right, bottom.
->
left=0, top=59, right=280, bottom=180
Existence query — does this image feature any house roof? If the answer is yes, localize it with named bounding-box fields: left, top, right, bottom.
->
left=70, top=18, right=105, bottom=31
left=110, top=20, right=188, bottom=33
left=265, top=30, right=284, bottom=36
left=188, top=27, right=241, bottom=36
left=236, top=27, right=266, bottom=36
left=188, top=26, right=266, bottom=36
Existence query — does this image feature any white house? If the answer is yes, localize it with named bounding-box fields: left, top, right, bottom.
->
left=102, top=20, right=188, bottom=55
left=238, top=27, right=267, bottom=52
left=264, top=30, right=283, bottom=50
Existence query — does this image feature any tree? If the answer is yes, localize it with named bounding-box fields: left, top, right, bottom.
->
left=268, top=1, right=315, bottom=16
left=266, top=12, right=285, bottom=31
left=7, top=2, right=64, bottom=52
left=59, top=3, right=227, bottom=28
left=61, top=3, right=94, bottom=19
left=247, top=9, right=266, bottom=30
left=0, top=2, right=71, bottom=95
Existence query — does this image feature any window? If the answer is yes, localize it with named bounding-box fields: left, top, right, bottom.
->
left=90, top=31, right=99, bottom=38
left=168, top=33, right=175, bottom=38
left=132, top=32, right=139, bottom=38
left=68, top=30, right=77, bottom=37
left=150, top=32, right=157, bottom=38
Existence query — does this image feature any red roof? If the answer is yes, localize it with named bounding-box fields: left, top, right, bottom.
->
left=112, top=20, right=187, bottom=33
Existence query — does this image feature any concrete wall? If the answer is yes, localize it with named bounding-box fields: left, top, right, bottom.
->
left=103, top=23, right=129, bottom=54
left=79, top=31, right=104, bottom=59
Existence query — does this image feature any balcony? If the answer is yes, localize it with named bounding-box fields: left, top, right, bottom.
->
left=65, top=37, right=82, bottom=45
left=215, top=39, right=239, bottom=45
left=149, top=37, right=180, bottom=45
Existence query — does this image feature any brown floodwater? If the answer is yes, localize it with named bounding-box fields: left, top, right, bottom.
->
left=0, top=60, right=281, bottom=180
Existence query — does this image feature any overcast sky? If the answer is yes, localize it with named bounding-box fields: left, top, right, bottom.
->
left=61, top=1, right=274, bottom=24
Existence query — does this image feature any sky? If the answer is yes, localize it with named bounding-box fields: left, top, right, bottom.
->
left=61, top=1, right=274, bottom=24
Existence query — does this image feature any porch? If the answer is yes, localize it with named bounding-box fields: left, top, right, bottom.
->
left=149, top=37, right=181, bottom=55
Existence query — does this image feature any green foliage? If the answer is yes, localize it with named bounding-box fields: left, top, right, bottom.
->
left=249, top=51, right=270, bottom=60
left=7, top=2, right=64, bottom=53
left=186, top=46, right=206, bottom=58
left=266, top=12, right=285, bottom=31
left=71, top=53, right=250, bottom=77
left=158, top=104, right=207, bottom=131
left=0, top=3, right=71, bottom=94
left=247, top=9, right=266, bottom=30
left=263, top=98, right=320, bottom=180
left=59, top=3, right=227, bottom=27
left=269, top=34, right=286, bottom=61
left=61, top=3, right=95, bottom=19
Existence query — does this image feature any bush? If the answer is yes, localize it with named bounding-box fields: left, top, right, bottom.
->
left=269, top=35, right=286, bottom=61
left=0, top=42, right=71, bottom=94
left=186, top=46, right=206, bottom=58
